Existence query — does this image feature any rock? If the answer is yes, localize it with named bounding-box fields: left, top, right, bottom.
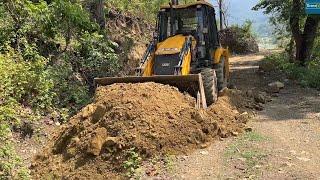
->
left=82, top=104, right=96, bottom=119
left=92, top=104, right=106, bottom=123
left=192, top=111, right=204, bottom=123
left=245, top=127, right=253, bottom=132
left=104, top=137, right=118, bottom=147
left=87, top=128, right=108, bottom=156
left=200, top=150, right=209, bottom=155
left=246, top=90, right=254, bottom=97
left=254, top=104, right=264, bottom=111
left=231, top=131, right=239, bottom=136
left=55, top=122, right=61, bottom=126
left=254, top=94, right=266, bottom=104
left=268, top=81, right=285, bottom=93
left=200, top=142, right=210, bottom=149
left=228, top=84, right=237, bottom=90
left=297, top=157, right=310, bottom=162
left=275, top=81, right=285, bottom=88
left=236, top=112, right=249, bottom=123
left=218, top=125, right=228, bottom=138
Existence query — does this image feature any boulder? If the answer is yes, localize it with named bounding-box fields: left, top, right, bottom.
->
left=268, top=81, right=285, bottom=93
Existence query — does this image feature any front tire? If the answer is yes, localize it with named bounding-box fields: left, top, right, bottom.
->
left=201, top=68, right=218, bottom=106
left=214, top=57, right=228, bottom=91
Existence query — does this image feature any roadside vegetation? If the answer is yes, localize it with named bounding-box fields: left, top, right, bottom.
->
left=254, top=0, right=320, bottom=89
left=261, top=53, right=320, bottom=89
left=219, top=20, right=259, bottom=54
left=0, top=0, right=124, bottom=178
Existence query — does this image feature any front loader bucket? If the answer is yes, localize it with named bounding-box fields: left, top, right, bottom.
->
left=94, top=74, right=207, bottom=109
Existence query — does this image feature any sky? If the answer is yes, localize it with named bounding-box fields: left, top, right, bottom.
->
left=210, top=0, right=267, bottom=24
left=210, top=0, right=271, bottom=37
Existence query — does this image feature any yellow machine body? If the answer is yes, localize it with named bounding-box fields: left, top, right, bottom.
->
left=95, top=1, right=230, bottom=108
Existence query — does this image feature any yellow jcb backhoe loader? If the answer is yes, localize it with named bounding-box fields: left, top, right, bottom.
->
left=95, top=0, right=230, bottom=108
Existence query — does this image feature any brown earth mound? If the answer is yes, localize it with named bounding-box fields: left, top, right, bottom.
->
left=31, top=83, right=256, bottom=179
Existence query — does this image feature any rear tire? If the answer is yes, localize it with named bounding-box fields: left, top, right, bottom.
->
left=201, top=68, right=218, bottom=106
left=214, top=57, right=227, bottom=91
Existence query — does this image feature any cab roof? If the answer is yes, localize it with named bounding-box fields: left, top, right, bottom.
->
left=160, top=1, right=214, bottom=9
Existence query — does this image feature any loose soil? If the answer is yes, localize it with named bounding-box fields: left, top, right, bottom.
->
left=31, top=83, right=257, bottom=179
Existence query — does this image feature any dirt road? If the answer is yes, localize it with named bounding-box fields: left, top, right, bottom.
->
left=170, top=52, right=320, bottom=179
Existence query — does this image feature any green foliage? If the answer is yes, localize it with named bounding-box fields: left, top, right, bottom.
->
left=0, top=0, right=120, bottom=179
left=221, top=21, right=259, bottom=54
left=107, top=0, right=196, bottom=21
left=231, top=20, right=256, bottom=39
left=0, top=0, right=120, bottom=115
left=313, top=37, right=320, bottom=58
left=0, top=124, right=31, bottom=179
left=76, top=32, right=120, bottom=81
left=262, top=53, right=320, bottom=89
left=47, top=59, right=91, bottom=114
left=123, top=148, right=142, bottom=177
left=0, top=52, right=54, bottom=112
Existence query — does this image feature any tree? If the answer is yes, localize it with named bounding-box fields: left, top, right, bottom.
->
left=253, top=0, right=320, bottom=65
left=217, top=0, right=229, bottom=29
left=89, top=0, right=106, bottom=29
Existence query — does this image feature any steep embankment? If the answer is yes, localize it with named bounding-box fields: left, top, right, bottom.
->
left=107, top=9, right=153, bottom=75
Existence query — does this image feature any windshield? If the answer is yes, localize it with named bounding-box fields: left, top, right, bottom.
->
left=158, top=7, right=198, bottom=41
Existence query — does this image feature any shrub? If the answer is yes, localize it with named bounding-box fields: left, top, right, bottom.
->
left=0, top=123, right=31, bottom=179
left=75, top=32, right=120, bottom=82
left=219, top=21, right=259, bottom=54
left=0, top=51, right=54, bottom=112
left=261, top=53, right=320, bottom=89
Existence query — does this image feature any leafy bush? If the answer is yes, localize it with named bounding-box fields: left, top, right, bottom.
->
left=107, top=0, right=196, bottom=21
left=0, top=1, right=121, bottom=178
left=47, top=58, right=91, bottom=115
left=76, top=32, right=120, bottom=82
left=261, top=53, right=320, bottom=89
left=219, top=21, right=259, bottom=54
left=0, top=51, right=54, bottom=113
left=0, top=124, right=31, bottom=179
left=0, top=0, right=120, bottom=116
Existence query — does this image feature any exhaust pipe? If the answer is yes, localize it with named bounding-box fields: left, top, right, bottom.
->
left=171, top=0, right=179, bottom=5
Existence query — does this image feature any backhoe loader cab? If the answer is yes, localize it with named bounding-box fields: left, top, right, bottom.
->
left=157, top=2, right=220, bottom=64
left=95, top=0, right=230, bottom=108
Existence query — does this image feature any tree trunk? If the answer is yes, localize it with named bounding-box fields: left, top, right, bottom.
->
left=290, top=0, right=320, bottom=65
left=299, top=16, right=320, bottom=64
left=90, top=0, right=106, bottom=29
left=287, top=36, right=295, bottom=63
left=290, top=0, right=302, bottom=63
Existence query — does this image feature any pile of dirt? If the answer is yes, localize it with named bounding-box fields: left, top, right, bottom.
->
left=31, top=83, right=255, bottom=179
left=219, top=27, right=259, bottom=54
